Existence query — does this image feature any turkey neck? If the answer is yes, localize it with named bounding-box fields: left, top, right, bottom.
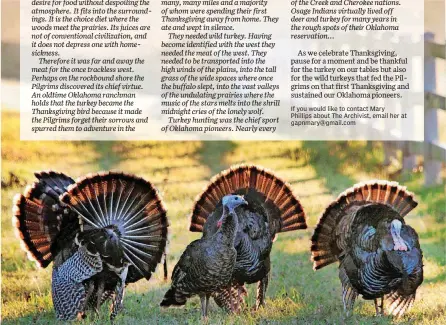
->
left=220, top=206, right=239, bottom=246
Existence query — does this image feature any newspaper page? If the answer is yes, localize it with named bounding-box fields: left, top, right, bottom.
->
left=1, top=0, right=445, bottom=323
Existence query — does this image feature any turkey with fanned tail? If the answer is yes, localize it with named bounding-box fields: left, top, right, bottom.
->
left=13, top=171, right=169, bottom=320
left=160, top=194, right=247, bottom=319
left=311, top=180, right=423, bottom=318
left=189, top=164, right=307, bottom=312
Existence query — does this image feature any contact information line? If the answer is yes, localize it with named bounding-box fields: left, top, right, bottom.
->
left=291, top=119, right=356, bottom=127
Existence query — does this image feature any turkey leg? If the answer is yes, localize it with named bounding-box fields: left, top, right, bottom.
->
left=163, top=253, right=168, bottom=281
left=205, top=294, right=210, bottom=316
left=374, top=297, right=384, bottom=316
left=255, top=275, right=269, bottom=310
left=81, top=281, right=95, bottom=318
left=200, top=294, right=210, bottom=320
left=111, top=264, right=129, bottom=320
left=95, top=279, right=105, bottom=314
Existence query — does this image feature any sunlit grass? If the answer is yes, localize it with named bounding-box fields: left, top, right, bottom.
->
left=1, top=110, right=445, bottom=324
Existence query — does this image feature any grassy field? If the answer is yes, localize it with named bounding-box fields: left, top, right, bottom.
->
left=1, top=110, right=445, bottom=324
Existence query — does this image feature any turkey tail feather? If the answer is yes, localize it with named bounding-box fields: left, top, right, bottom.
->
left=311, top=180, right=418, bottom=270
left=12, top=171, right=75, bottom=268
left=160, top=287, right=187, bottom=307
left=189, top=164, right=306, bottom=233
left=34, top=171, right=75, bottom=196
left=386, top=291, right=416, bottom=318
left=60, top=172, right=169, bottom=281
left=212, top=284, right=247, bottom=313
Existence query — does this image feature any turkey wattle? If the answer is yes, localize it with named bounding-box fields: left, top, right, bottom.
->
left=13, top=171, right=169, bottom=320
left=189, top=164, right=307, bottom=311
left=311, top=180, right=423, bottom=318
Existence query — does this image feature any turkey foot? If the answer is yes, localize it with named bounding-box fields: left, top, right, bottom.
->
left=76, top=312, right=87, bottom=320
left=374, top=297, right=384, bottom=316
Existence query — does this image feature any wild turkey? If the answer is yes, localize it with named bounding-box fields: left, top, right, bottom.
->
left=311, top=180, right=423, bottom=317
left=189, top=164, right=307, bottom=311
left=160, top=194, right=247, bottom=318
left=13, top=171, right=169, bottom=320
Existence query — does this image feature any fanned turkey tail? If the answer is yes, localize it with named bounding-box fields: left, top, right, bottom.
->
left=60, top=171, right=169, bottom=282
left=311, top=180, right=418, bottom=270
left=12, top=171, right=76, bottom=268
left=189, top=164, right=307, bottom=236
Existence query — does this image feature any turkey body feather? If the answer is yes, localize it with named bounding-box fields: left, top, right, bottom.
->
left=161, top=235, right=236, bottom=306
left=13, top=171, right=169, bottom=320
left=205, top=205, right=273, bottom=285
left=311, top=180, right=423, bottom=318
left=161, top=195, right=245, bottom=318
